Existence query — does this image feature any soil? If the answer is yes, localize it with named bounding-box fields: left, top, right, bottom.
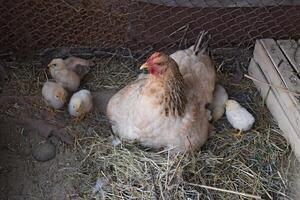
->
left=0, top=121, right=81, bottom=200
left=0, top=91, right=115, bottom=200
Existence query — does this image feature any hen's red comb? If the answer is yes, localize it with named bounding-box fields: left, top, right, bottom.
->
left=147, top=52, right=162, bottom=64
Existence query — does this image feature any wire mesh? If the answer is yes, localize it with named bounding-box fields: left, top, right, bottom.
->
left=0, top=0, right=299, bottom=56
left=0, top=1, right=299, bottom=199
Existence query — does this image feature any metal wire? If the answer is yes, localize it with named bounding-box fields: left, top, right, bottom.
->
left=0, top=0, right=299, bottom=56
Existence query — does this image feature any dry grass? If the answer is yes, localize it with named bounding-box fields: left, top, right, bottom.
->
left=2, top=48, right=297, bottom=200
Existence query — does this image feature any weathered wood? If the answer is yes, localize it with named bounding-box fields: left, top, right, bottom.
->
left=260, top=39, right=300, bottom=95
left=253, top=39, right=300, bottom=137
left=277, top=40, right=300, bottom=74
left=248, top=58, right=300, bottom=160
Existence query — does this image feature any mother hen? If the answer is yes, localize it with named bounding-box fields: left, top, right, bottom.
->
left=107, top=32, right=216, bottom=152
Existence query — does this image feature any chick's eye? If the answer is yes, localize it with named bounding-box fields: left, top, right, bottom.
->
left=53, top=64, right=57, bottom=67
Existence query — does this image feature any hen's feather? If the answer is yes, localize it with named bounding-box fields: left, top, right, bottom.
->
left=170, top=31, right=216, bottom=103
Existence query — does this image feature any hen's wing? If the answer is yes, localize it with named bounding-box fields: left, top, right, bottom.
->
left=170, top=31, right=216, bottom=103
left=107, top=78, right=151, bottom=140
left=178, top=96, right=210, bottom=151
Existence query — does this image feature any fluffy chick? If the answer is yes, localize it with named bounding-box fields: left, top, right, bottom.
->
left=48, top=57, right=91, bottom=79
left=68, top=89, right=93, bottom=121
left=225, top=99, right=255, bottom=137
left=42, top=81, right=68, bottom=110
left=63, top=57, right=92, bottom=79
left=48, top=59, right=80, bottom=91
left=210, top=84, right=228, bottom=121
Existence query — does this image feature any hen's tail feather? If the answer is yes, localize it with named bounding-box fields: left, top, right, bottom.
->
left=193, top=31, right=211, bottom=56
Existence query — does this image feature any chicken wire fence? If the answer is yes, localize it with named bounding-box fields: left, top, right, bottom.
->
left=1, top=0, right=300, bottom=58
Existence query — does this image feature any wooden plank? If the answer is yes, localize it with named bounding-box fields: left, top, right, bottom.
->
left=277, top=40, right=300, bottom=74
left=248, top=58, right=300, bottom=160
left=256, top=39, right=300, bottom=111
left=260, top=39, right=300, bottom=95
left=253, top=40, right=300, bottom=137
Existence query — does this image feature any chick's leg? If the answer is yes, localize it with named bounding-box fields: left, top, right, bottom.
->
left=73, top=114, right=86, bottom=123
left=47, top=107, right=56, bottom=117
left=234, top=129, right=243, bottom=138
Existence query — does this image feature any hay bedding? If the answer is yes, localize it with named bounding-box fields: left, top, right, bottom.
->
left=0, top=48, right=297, bottom=200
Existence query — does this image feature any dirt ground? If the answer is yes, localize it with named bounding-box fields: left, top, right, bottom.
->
left=0, top=122, right=80, bottom=200
left=0, top=55, right=115, bottom=200
left=0, top=48, right=299, bottom=200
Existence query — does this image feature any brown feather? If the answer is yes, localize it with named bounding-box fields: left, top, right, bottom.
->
left=162, top=57, right=187, bottom=117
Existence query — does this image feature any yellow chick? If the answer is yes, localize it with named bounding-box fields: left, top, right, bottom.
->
left=225, top=99, right=255, bottom=137
left=42, top=81, right=68, bottom=110
left=68, top=89, right=93, bottom=121
left=211, top=84, right=228, bottom=121
left=63, top=57, right=92, bottom=79
left=49, top=57, right=91, bottom=79
left=48, top=59, right=80, bottom=91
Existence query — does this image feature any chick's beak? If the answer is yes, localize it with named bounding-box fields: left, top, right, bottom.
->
left=59, top=95, right=66, bottom=102
left=77, top=106, right=84, bottom=114
left=47, top=64, right=51, bottom=68
left=140, top=63, right=149, bottom=70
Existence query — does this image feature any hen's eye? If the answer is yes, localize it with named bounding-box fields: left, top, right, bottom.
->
left=156, top=62, right=162, bottom=66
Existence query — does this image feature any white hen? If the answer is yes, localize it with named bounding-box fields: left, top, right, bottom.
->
left=225, top=99, right=255, bottom=137
left=69, top=89, right=93, bottom=121
left=107, top=32, right=217, bottom=152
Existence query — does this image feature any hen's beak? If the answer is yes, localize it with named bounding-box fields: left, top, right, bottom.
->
left=140, top=63, right=148, bottom=70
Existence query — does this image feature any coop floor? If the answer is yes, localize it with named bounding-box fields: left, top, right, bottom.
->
left=0, top=48, right=299, bottom=200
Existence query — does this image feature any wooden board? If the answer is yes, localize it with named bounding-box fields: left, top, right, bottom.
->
left=253, top=39, right=300, bottom=137
left=259, top=39, right=300, bottom=95
left=277, top=39, right=300, bottom=74
left=248, top=58, right=300, bottom=159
